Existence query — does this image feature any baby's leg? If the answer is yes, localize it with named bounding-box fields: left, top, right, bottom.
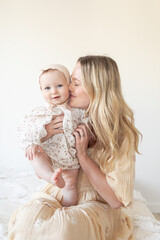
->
left=61, top=169, right=79, bottom=207
left=31, top=152, right=65, bottom=188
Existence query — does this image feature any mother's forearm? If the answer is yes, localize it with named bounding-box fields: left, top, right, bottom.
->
left=79, top=154, right=123, bottom=209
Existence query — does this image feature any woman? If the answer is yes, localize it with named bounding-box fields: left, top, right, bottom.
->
left=8, top=55, right=141, bottom=240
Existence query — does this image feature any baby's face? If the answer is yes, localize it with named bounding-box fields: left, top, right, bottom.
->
left=39, top=69, right=70, bottom=106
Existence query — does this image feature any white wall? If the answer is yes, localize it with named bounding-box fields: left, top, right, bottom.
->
left=0, top=0, right=160, bottom=212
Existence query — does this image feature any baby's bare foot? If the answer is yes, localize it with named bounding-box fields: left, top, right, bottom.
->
left=52, top=168, right=65, bottom=188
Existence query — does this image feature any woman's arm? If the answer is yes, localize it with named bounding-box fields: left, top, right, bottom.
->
left=78, top=153, right=123, bottom=209
left=73, top=124, right=123, bottom=210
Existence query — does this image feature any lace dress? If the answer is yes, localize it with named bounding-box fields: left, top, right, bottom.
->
left=17, top=104, right=86, bottom=170
left=8, top=145, right=136, bottom=240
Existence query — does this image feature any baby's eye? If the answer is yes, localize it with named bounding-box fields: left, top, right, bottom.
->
left=45, top=87, right=50, bottom=90
left=57, top=84, right=63, bottom=87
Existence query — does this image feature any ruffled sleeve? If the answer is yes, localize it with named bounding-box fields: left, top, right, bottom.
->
left=17, top=106, right=53, bottom=150
left=105, top=137, right=135, bottom=208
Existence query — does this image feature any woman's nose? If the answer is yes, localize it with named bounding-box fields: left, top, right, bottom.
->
left=69, top=82, right=73, bottom=91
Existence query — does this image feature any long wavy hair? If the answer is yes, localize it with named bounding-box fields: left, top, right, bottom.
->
left=78, top=55, right=142, bottom=171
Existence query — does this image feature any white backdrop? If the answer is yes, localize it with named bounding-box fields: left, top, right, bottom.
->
left=0, top=0, right=160, bottom=212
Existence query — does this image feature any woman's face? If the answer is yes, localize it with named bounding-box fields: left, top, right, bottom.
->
left=69, top=62, right=90, bottom=109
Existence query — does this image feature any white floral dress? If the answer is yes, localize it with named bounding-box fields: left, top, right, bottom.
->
left=17, top=104, right=86, bottom=170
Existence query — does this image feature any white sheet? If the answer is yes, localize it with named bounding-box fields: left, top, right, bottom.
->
left=0, top=168, right=160, bottom=240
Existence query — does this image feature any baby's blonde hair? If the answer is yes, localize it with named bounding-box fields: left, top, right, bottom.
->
left=78, top=55, right=142, bottom=170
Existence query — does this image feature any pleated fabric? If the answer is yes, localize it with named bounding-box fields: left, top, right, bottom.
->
left=8, top=146, right=135, bottom=240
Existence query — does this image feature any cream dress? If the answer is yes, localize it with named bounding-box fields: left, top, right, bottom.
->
left=8, top=141, right=136, bottom=240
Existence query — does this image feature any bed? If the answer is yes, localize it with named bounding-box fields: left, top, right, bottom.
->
left=0, top=168, right=160, bottom=240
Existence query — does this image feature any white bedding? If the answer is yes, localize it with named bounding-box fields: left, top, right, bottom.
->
left=0, top=168, right=160, bottom=240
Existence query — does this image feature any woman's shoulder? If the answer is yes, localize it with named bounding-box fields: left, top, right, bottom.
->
left=120, top=134, right=135, bottom=155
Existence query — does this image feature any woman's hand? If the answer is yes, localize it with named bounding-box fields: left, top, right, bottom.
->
left=25, top=144, right=44, bottom=160
left=41, top=114, right=64, bottom=142
left=73, top=124, right=90, bottom=160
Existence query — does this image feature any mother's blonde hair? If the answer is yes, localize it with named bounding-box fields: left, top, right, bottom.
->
left=78, top=55, right=142, bottom=171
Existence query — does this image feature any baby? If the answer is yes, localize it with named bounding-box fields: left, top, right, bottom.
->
left=18, top=64, right=86, bottom=207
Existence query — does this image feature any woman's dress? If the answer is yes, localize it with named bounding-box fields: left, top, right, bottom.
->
left=8, top=145, right=135, bottom=240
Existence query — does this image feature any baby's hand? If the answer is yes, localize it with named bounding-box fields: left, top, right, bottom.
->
left=25, top=144, right=44, bottom=160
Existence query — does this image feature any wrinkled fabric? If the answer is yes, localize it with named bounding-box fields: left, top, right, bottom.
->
left=8, top=147, right=135, bottom=240
left=17, top=105, right=86, bottom=170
